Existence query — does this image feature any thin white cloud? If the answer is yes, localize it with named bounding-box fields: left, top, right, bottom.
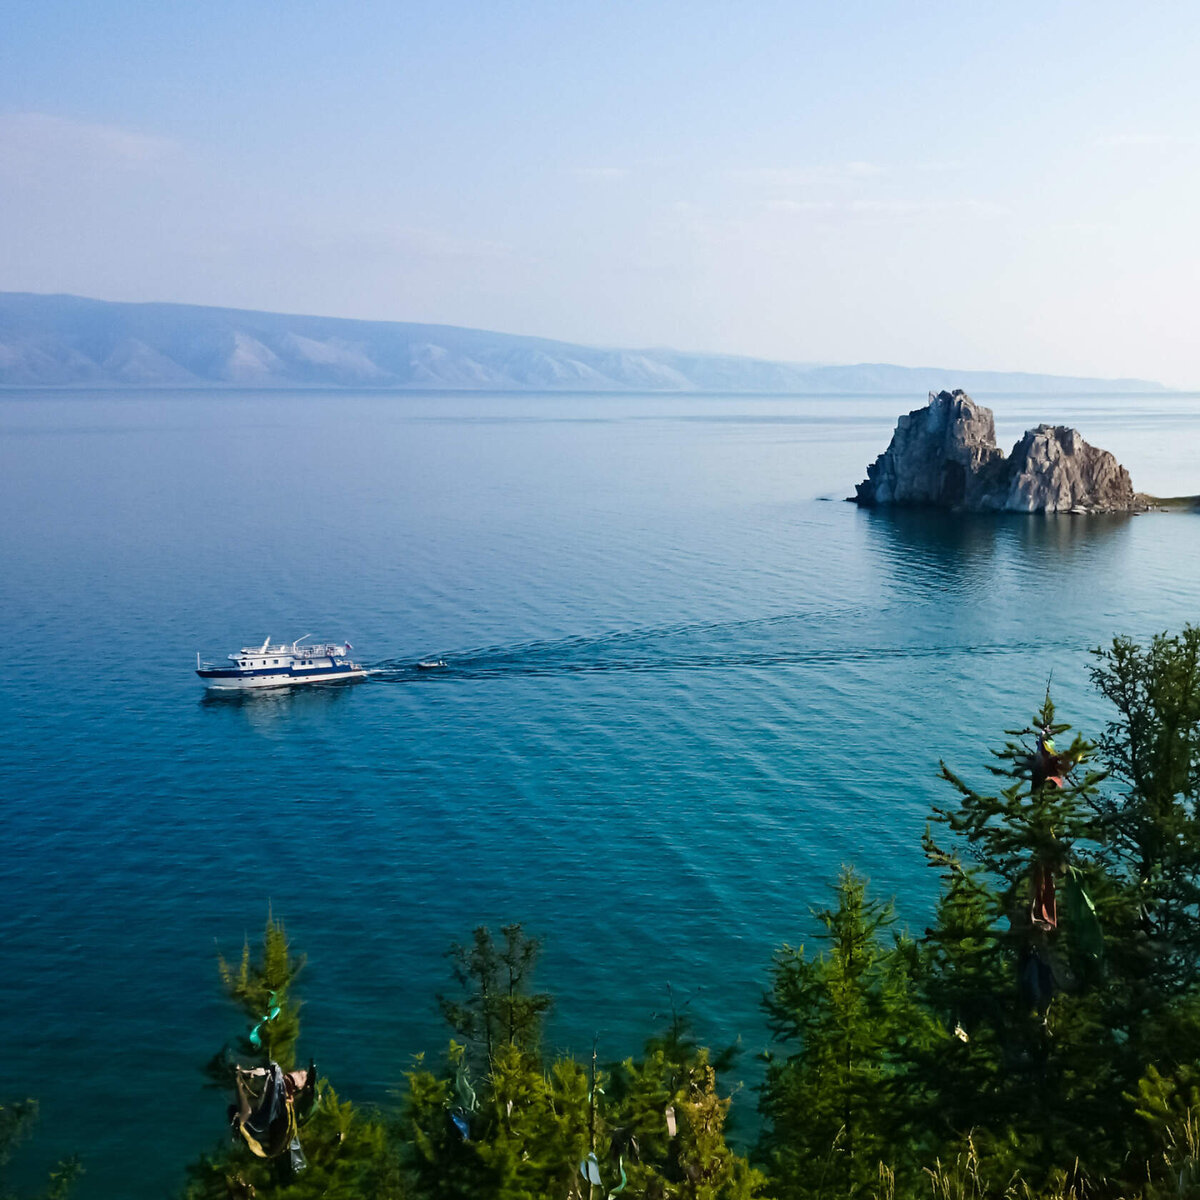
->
left=1093, top=132, right=1197, bottom=148
left=382, top=225, right=513, bottom=261
left=766, top=199, right=836, bottom=213
left=1054, top=221, right=1117, bottom=235
left=299, top=223, right=515, bottom=264
left=765, top=196, right=1008, bottom=219
left=0, top=112, right=177, bottom=172
left=909, top=159, right=968, bottom=173
left=730, top=161, right=885, bottom=186
left=657, top=200, right=726, bottom=245
left=849, top=197, right=1009, bottom=218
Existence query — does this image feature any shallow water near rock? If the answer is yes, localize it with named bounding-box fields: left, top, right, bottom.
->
left=1, top=388, right=1198, bottom=1196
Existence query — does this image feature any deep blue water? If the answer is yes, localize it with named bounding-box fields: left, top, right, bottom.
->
left=1, top=389, right=1198, bottom=1196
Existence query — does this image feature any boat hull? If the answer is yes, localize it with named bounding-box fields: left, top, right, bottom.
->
left=197, top=667, right=366, bottom=690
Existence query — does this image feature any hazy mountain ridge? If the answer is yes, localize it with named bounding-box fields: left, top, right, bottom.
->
left=0, top=293, right=1165, bottom=393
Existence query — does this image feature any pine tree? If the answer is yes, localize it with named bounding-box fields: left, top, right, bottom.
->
left=184, top=912, right=404, bottom=1199
left=907, top=838, right=1012, bottom=1168
left=1132, top=1064, right=1200, bottom=1200
left=401, top=1044, right=493, bottom=1200
left=1090, top=629, right=1200, bottom=1007
left=671, top=1057, right=767, bottom=1200
left=932, top=692, right=1104, bottom=888
left=408, top=926, right=765, bottom=1200
left=473, top=1045, right=592, bottom=1200
left=437, top=925, right=552, bottom=1071
left=216, top=909, right=305, bottom=1072
left=757, top=868, right=933, bottom=1200
left=1086, top=627, right=1200, bottom=1175
left=406, top=924, right=558, bottom=1200
left=607, top=1012, right=768, bottom=1200
left=920, top=694, right=1124, bottom=1184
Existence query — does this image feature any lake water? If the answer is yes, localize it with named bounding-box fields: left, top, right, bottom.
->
left=1, top=388, right=1198, bottom=1196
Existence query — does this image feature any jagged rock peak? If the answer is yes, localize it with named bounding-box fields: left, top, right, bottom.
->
left=854, top=390, right=1143, bottom=514
left=1002, top=423, right=1138, bottom=513
left=854, top=390, right=1005, bottom=509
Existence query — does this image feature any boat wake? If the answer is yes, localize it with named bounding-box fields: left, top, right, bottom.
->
left=365, top=611, right=1077, bottom=683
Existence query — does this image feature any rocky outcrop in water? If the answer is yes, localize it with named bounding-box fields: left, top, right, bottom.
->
left=855, top=390, right=1144, bottom=513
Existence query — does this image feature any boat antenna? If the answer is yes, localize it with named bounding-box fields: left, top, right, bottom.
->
left=261, top=636, right=270, bottom=652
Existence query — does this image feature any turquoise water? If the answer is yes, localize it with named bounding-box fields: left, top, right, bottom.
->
left=1, top=389, right=1198, bottom=1196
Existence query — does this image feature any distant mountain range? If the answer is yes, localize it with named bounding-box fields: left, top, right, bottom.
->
left=0, top=292, right=1166, bottom=393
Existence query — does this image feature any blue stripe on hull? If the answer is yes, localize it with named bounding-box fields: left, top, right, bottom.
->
left=198, top=663, right=357, bottom=679
left=197, top=664, right=365, bottom=687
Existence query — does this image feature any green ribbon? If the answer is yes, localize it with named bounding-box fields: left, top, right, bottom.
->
left=1064, top=868, right=1105, bottom=961
left=249, top=991, right=281, bottom=1048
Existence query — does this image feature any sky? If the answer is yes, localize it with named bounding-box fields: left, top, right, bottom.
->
left=2, top=1, right=1199, bottom=385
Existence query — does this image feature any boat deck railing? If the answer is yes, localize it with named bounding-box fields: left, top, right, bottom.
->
left=236, top=642, right=348, bottom=658
left=291, top=644, right=348, bottom=659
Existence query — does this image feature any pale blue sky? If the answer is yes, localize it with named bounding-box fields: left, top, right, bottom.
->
left=3, top=2, right=1199, bottom=383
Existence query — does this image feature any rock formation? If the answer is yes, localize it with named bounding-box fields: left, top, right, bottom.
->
left=855, top=390, right=1144, bottom=514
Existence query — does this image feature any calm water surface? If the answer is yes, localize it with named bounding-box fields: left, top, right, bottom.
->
left=1, top=389, right=1198, bottom=1195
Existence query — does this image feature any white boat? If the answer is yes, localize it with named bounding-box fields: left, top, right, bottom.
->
left=196, top=636, right=366, bottom=689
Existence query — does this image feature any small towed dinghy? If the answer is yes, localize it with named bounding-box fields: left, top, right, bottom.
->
left=415, top=659, right=448, bottom=670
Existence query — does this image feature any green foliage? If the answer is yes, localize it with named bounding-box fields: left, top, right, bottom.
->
left=473, top=1046, right=591, bottom=1199
left=1092, top=628, right=1200, bottom=814
left=437, top=924, right=552, bottom=1071
left=1091, top=628, right=1200, bottom=1001
left=400, top=1043, right=504, bottom=1200
left=672, top=1058, right=768, bottom=1200
left=217, top=909, right=305, bottom=1072
left=758, top=867, right=934, bottom=1199
left=1082, top=628, right=1200, bottom=1178
left=1134, top=1066, right=1200, bottom=1200
left=920, top=693, right=1138, bottom=1185
left=0, top=1101, right=80, bottom=1200
left=908, top=840, right=1016, bottom=1174
left=405, top=926, right=765, bottom=1200
left=402, top=1038, right=592, bottom=1200
left=401, top=1040, right=767, bottom=1200
left=606, top=1030, right=767, bottom=1200
left=183, top=1084, right=405, bottom=1200
left=919, top=1135, right=1090, bottom=1200
left=933, top=691, right=1105, bottom=888
left=184, top=912, right=404, bottom=1199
